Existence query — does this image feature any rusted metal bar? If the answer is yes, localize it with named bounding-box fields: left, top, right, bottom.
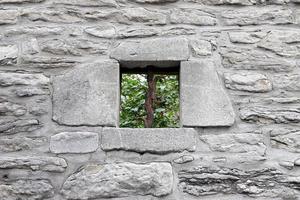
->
left=144, top=66, right=156, bottom=128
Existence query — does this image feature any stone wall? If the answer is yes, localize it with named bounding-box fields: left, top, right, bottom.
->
left=0, top=0, right=300, bottom=199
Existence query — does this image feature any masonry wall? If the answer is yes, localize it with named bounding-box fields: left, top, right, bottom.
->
left=0, top=0, right=300, bottom=199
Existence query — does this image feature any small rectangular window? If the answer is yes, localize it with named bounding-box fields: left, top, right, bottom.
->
left=119, top=62, right=180, bottom=128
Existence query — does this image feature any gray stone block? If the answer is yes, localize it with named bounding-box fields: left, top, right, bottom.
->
left=181, top=60, right=235, bottom=127
left=52, top=60, right=119, bottom=126
left=50, top=132, right=99, bottom=153
left=110, top=37, right=189, bottom=61
left=0, top=45, right=18, bottom=65
left=101, top=128, right=197, bottom=154
left=61, top=162, right=173, bottom=199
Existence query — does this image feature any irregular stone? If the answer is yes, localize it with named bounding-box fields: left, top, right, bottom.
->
left=221, top=7, right=295, bottom=26
left=0, top=156, right=67, bottom=172
left=273, top=74, right=300, bottom=91
left=21, top=55, right=78, bottom=68
left=279, top=161, right=294, bottom=170
left=0, top=118, right=41, bottom=135
left=220, top=46, right=295, bottom=72
left=240, top=106, right=300, bottom=124
left=0, top=72, right=49, bottom=87
left=0, top=98, right=27, bottom=116
left=5, top=26, right=64, bottom=36
left=0, top=179, right=54, bottom=200
left=51, top=0, right=118, bottom=7
left=200, top=133, right=266, bottom=156
left=170, top=8, right=217, bottom=26
left=131, top=0, right=178, bottom=3
left=110, top=37, right=189, bottom=61
left=101, top=128, right=197, bottom=154
left=121, top=8, right=167, bottom=25
left=52, top=60, right=119, bottom=126
left=161, top=26, right=196, bottom=36
left=117, top=26, right=158, bottom=38
left=199, top=0, right=262, bottom=5
left=13, top=87, right=49, bottom=97
left=173, top=155, right=194, bottom=164
left=0, top=136, right=46, bottom=152
left=228, top=31, right=267, bottom=44
left=0, top=45, right=18, bottom=65
left=61, top=162, right=173, bottom=199
left=258, top=30, right=300, bottom=57
left=50, top=132, right=99, bottom=154
left=84, top=25, right=116, bottom=38
left=40, top=38, right=109, bottom=56
left=179, top=166, right=298, bottom=198
left=0, top=0, right=44, bottom=3
left=190, top=39, right=212, bottom=56
left=181, top=60, right=235, bottom=127
left=270, top=128, right=300, bottom=153
left=21, top=38, right=39, bottom=55
left=294, top=158, right=300, bottom=166
left=0, top=10, right=18, bottom=25
left=224, top=72, right=272, bottom=92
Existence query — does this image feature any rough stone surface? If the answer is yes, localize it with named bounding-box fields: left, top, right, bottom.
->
left=179, top=166, right=300, bottom=198
left=21, top=55, right=78, bottom=68
left=110, top=37, right=189, bottom=61
left=270, top=128, right=300, bottom=153
left=224, top=72, right=272, bottom=92
left=0, top=136, right=46, bottom=152
left=273, top=74, right=300, bottom=92
left=0, top=118, right=41, bottom=135
left=52, top=60, right=119, bottom=126
left=220, top=46, right=296, bottom=72
left=50, top=132, right=99, bottom=153
left=240, top=106, right=300, bottom=124
left=101, top=128, right=197, bottom=153
left=0, top=156, right=67, bottom=172
left=190, top=39, right=212, bottom=56
left=0, top=10, right=18, bottom=25
left=173, top=155, right=194, bottom=164
left=0, top=72, right=49, bottom=87
left=181, top=60, right=235, bottom=127
left=61, top=162, right=173, bottom=199
left=228, top=31, right=267, bottom=44
left=0, top=45, right=18, bottom=65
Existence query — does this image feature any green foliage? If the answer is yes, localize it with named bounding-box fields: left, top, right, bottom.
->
left=120, top=74, right=180, bottom=128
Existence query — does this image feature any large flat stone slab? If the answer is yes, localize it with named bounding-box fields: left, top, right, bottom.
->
left=50, top=132, right=99, bottom=153
left=101, top=128, right=196, bottom=154
left=110, top=37, right=189, bottom=61
left=180, top=60, right=235, bottom=127
left=61, top=162, right=173, bottom=199
left=52, top=60, right=119, bottom=126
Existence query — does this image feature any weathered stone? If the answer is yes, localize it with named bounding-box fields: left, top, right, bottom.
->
left=279, top=161, right=294, bottom=170
left=5, top=26, right=64, bottom=36
left=0, top=136, right=46, bottom=152
left=101, top=128, right=196, bottom=154
left=0, top=98, right=27, bottom=116
left=21, top=55, right=78, bottom=68
left=84, top=25, right=116, bottom=38
left=0, top=45, right=18, bottom=65
left=173, top=155, right=194, bottom=164
left=52, top=60, right=119, bottom=126
left=181, top=60, right=235, bottom=127
left=0, top=156, right=67, bottom=172
left=40, top=38, right=109, bottom=55
left=0, top=118, right=41, bottom=135
left=258, top=30, right=300, bottom=57
left=224, top=72, right=272, bottom=92
left=117, top=26, right=158, bottom=38
left=13, top=87, right=49, bottom=97
left=131, top=0, right=178, bottom=3
left=61, top=162, right=173, bottom=199
left=228, top=31, right=267, bottom=44
left=121, top=8, right=167, bottom=25
left=170, top=8, right=217, bottom=26
left=240, top=106, right=300, bottom=124
left=273, top=74, right=300, bottom=91
left=0, top=72, right=49, bottom=87
left=200, top=133, right=266, bottom=156
left=51, top=0, right=118, bottom=7
left=0, top=10, right=18, bottom=25
left=199, top=0, right=262, bottom=5
left=179, top=166, right=299, bottom=198
left=221, top=7, right=294, bottom=26
left=190, top=39, right=212, bottom=56
left=162, top=26, right=196, bottom=36
left=270, top=128, right=300, bottom=153
left=110, top=37, right=189, bottom=61
left=0, top=179, right=54, bottom=200
left=50, top=132, right=99, bottom=154
left=220, top=46, right=295, bottom=72
left=0, top=0, right=44, bottom=3
left=21, top=38, right=39, bottom=55
left=294, top=158, right=300, bottom=166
